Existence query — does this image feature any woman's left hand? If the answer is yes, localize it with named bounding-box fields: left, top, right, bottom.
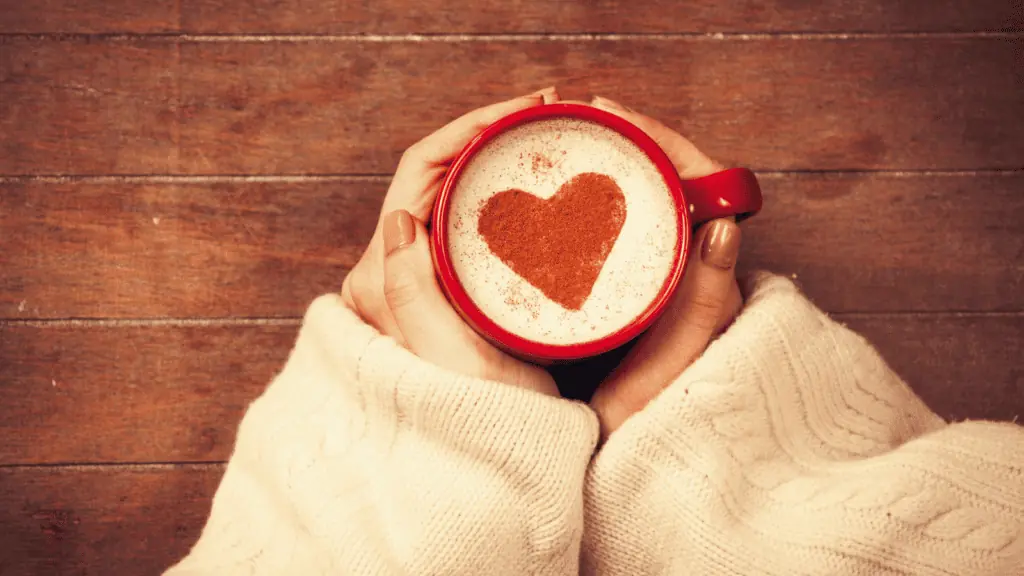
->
left=587, top=97, right=745, bottom=442
left=341, top=88, right=561, bottom=397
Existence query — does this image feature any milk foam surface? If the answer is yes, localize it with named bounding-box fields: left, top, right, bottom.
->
left=446, top=117, right=679, bottom=345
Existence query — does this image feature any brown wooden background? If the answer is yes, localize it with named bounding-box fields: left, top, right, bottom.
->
left=1, top=1, right=1022, bottom=574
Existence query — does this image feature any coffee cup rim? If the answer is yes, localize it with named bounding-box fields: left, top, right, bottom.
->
left=430, top=102, right=690, bottom=362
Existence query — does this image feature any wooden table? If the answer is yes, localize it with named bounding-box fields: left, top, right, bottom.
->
left=1, top=1, right=1021, bottom=573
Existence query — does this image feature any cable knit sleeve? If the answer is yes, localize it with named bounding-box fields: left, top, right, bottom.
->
left=582, top=273, right=1024, bottom=576
left=164, top=294, right=599, bottom=576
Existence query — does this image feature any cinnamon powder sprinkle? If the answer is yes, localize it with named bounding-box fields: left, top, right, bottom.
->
left=477, top=172, right=627, bottom=310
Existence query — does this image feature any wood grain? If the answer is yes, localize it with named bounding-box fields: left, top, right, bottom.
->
left=0, top=0, right=177, bottom=34
left=0, top=40, right=178, bottom=175
left=738, top=173, right=1024, bottom=313
left=0, top=323, right=295, bottom=465
left=1, top=0, right=1020, bottom=34
left=0, top=178, right=379, bottom=319
left=0, top=314, right=1019, bottom=466
left=0, top=464, right=220, bottom=575
left=2, top=174, right=1020, bottom=319
left=3, top=37, right=1022, bottom=174
left=179, top=0, right=1024, bottom=34
left=141, top=36, right=1024, bottom=174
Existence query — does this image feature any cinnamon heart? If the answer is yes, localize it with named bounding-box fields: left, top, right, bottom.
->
left=477, top=172, right=627, bottom=310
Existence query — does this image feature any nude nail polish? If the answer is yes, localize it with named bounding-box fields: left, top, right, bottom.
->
left=701, top=220, right=742, bottom=270
left=383, top=210, right=416, bottom=256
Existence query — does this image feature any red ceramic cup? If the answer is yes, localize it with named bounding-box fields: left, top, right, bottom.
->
left=430, top=103, right=762, bottom=362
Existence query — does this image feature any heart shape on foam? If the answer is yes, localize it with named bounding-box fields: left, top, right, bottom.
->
left=477, top=172, right=627, bottom=310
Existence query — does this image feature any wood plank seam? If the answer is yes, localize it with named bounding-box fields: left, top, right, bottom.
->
left=0, top=462, right=226, bottom=471
left=1, top=31, right=1022, bottom=42
left=3, top=313, right=1021, bottom=328
left=1, top=170, right=1022, bottom=183
left=3, top=0, right=1019, bottom=35
left=4, top=39, right=1019, bottom=173
left=0, top=318, right=303, bottom=327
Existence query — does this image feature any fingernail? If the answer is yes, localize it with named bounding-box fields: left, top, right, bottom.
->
left=701, top=220, right=742, bottom=270
left=517, top=94, right=545, bottom=106
left=383, top=210, right=416, bottom=256
left=523, top=86, right=557, bottom=105
left=592, top=96, right=626, bottom=112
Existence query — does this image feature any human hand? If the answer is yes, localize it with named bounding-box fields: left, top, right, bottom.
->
left=341, top=89, right=561, bottom=397
left=587, top=97, right=745, bottom=441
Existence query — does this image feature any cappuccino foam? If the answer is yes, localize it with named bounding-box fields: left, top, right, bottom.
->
left=446, top=116, right=679, bottom=346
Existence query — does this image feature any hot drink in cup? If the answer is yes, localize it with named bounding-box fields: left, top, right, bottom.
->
left=431, top=104, right=762, bottom=361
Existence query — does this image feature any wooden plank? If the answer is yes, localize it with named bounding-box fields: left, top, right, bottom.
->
left=0, top=464, right=220, bottom=576
left=1, top=0, right=1020, bottom=34
left=2, top=174, right=1020, bottom=319
left=738, top=173, right=1024, bottom=314
left=179, top=0, right=1024, bottom=34
left=0, top=315, right=1019, bottom=466
left=174, top=37, right=1024, bottom=174
left=0, top=0, right=178, bottom=34
left=2, top=37, right=1021, bottom=174
left=0, top=179, right=379, bottom=319
left=0, top=39, right=177, bottom=175
left=0, top=322, right=295, bottom=465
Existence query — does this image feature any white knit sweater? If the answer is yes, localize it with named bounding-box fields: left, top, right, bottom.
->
left=164, top=273, right=1024, bottom=575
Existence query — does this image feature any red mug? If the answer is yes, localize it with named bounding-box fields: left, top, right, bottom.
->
left=430, top=103, right=762, bottom=362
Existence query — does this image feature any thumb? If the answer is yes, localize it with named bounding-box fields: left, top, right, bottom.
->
left=381, top=210, right=478, bottom=359
left=591, top=218, right=742, bottom=439
left=382, top=209, right=559, bottom=396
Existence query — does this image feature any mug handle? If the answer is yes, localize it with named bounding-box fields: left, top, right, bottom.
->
left=681, top=167, right=763, bottom=225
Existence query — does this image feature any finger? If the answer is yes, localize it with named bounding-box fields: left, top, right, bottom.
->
left=344, top=245, right=406, bottom=339
left=591, top=218, right=742, bottom=440
left=381, top=209, right=486, bottom=359
left=413, top=87, right=558, bottom=165
left=535, top=86, right=561, bottom=105
left=591, top=96, right=723, bottom=179
left=383, top=88, right=558, bottom=220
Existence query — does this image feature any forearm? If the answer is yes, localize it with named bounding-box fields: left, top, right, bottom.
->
left=166, top=294, right=598, bottom=576
left=583, top=273, right=1024, bottom=575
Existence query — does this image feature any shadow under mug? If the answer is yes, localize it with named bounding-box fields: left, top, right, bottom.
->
left=431, top=102, right=763, bottom=362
